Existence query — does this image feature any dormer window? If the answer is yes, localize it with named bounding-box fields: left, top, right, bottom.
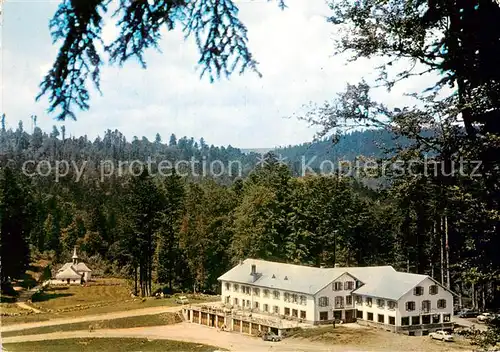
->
left=413, top=286, right=423, bottom=296
left=284, top=276, right=288, bottom=280
left=344, top=281, right=354, bottom=290
left=272, top=274, right=276, bottom=279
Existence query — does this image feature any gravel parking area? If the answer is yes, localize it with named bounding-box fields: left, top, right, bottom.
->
left=2, top=322, right=473, bottom=352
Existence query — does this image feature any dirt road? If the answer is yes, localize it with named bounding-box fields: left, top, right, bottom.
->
left=1, top=323, right=366, bottom=352
left=1, top=322, right=471, bottom=352
left=0, top=305, right=184, bottom=333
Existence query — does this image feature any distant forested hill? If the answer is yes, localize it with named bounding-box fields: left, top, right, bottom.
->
left=275, top=129, right=408, bottom=172
left=0, top=119, right=404, bottom=180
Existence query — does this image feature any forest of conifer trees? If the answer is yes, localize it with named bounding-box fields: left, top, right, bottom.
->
left=1, top=121, right=498, bottom=312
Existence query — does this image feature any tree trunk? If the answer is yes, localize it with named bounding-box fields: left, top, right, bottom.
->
left=445, top=216, right=450, bottom=289
left=440, top=217, right=444, bottom=286
left=431, top=221, right=435, bottom=279
left=472, top=283, right=476, bottom=310
left=482, top=284, right=486, bottom=311
left=134, top=265, right=138, bottom=296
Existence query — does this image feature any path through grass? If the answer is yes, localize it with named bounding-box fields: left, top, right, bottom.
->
left=2, top=312, right=182, bottom=337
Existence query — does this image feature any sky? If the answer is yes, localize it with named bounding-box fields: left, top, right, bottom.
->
left=1, top=0, right=436, bottom=148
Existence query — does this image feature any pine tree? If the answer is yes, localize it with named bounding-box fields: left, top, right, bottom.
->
left=156, top=171, right=185, bottom=291
left=0, top=167, right=33, bottom=284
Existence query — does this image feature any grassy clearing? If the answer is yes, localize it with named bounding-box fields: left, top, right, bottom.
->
left=31, top=278, right=130, bottom=310
left=2, top=312, right=182, bottom=337
left=1, top=278, right=218, bottom=326
left=2, top=338, right=225, bottom=352
left=0, top=296, right=217, bottom=326
left=0, top=303, right=27, bottom=316
left=286, top=325, right=379, bottom=344
left=285, top=325, right=472, bottom=351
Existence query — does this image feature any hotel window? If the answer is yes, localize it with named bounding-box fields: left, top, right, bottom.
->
left=284, top=307, right=290, bottom=316
left=233, top=284, right=239, bottom=291
left=346, top=296, right=353, bottom=306
left=333, top=282, right=343, bottom=291
left=377, top=299, right=385, bottom=308
left=355, top=296, right=363, bottom=304
left=300, top=295, right=307, bottom=305
left=254, top=301, right=259, bottom=309
left=344, top=281, right=354, bottom=290
left=245, top=286, right=251, bottom=295
left=432, top=314, right=440, bottom=324
left=356, top=310, right=363, bottom=319
left=411, top=316, right=420, bottom=325
left=273, top=305, right=279, bottom=314
left=405, top=301, right=415, bottom=311
left=319, top=311, right=328, bottom=320
left=284, top=292, right=290, bottom=302
left=443, top=314, right=451, bottom=322
left=225, top=283, right=230, bottom=291
left=413, top=286, right=423, bottom=296
left=292, top=309, right=298, bottom=318
left=234, top=298, right=239, bottom=306
left=300, top=310, right=306, bottom=319
left=422, top=300, right=431, bottom=312
left=388, top=301, right=396, bottom=310
left=378, top=314, right=384, bottom=323
left=367, top=312, right=374, bottom=321
left=292, top=294, right=298, bottom=303
left=388, top=316, right=395, bottom=325
left=318, top=296, right=329, bottom=307
left=366, top=297, right=372, bottom=307
left=401, top=317, right=410, bottom=326
left=437, top=299, right=447, bottom=309
left=429, top=285, right=439, bottom=295
left=253, top=287, right=260, bottom=296
left=273, top=290, right=280, bottom=300
left=263, top=289, right=270, bottom=298
left=335, top=296, right=344, bottom=308
left=263, top=304, right=269, bottom=312
left=422, top=315, right=431, bottom=324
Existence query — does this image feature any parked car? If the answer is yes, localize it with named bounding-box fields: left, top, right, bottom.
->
left=175, top=296, right=189, bottom=304
left=477, top=312, right=494, bottom=323
left=459, top=310, right=480, bottom=318
left=429, top=330, right=454, bottom=342
left=261, top=332, right=282, bottom=342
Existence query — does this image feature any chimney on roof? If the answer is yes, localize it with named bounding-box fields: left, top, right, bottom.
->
left=72, top=246, right=79, bottom=265
left=251, top=264, right=256, bottom=275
